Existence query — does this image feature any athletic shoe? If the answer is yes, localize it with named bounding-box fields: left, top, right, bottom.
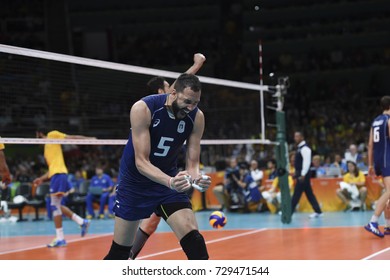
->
left=86, top=214, right=93, bottom=219
left=108, top=214, right=115, bottom=219
left=98, top=214, right=105, bottom=219
left=364, top=222, right=384, bottom=238
left=47, top=239, right=67, bottom=248
left=384, top=226, right=390, bottom=235
left=81, top=219, right=91, bottom=237
left=309, top=212, right=323, bottom=219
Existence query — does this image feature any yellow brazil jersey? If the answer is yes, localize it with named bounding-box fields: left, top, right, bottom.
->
left=44, top=130, right=68, bottom=178
left=0, top=136, right=4, bottom=150
left=343, top=171, right=365, bottom=186
left=272, top=175, right=294, bottom=191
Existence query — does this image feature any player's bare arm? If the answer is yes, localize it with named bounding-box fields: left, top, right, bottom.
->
left=33, top=171, right=50, bottom=186
left=0, top=150, right=11, bottom=184
left=131, top=100, right=191, bottom=190
left=368, top=127, right=374, bottom=176
left=169, top=53, right=206, bottom=92
left=185, top=110, right=211, bottom=191
left=65, top=135, right=96, bottom=139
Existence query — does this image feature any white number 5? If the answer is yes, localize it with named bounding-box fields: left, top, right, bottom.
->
left=154, top=137, right=174, bottom=157
left=374, top=126, right=380, bottom=143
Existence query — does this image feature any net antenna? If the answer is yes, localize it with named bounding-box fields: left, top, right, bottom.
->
left=258, top=40, right=266, bottom=141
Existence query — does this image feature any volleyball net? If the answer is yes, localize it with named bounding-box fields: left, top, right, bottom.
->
left=0, top=43, right=280, bottom=162
left=0, top=44, right=293, bottom=215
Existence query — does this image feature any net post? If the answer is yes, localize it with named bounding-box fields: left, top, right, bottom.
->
left=274, top=84, right=292, bottom=224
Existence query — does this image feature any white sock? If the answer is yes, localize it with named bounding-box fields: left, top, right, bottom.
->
left=72, top=213, right=84, bottom=225
left=386, top=219, right=390, bottom=227
left=56, top=228, right=64, bottom=240
left=370, top=215, right=379, bottom=223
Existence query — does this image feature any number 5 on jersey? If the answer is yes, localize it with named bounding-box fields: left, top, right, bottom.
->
left=154, top=137, right=174, bottom=157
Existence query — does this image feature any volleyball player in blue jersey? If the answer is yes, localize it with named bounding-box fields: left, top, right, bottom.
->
left=365, top=96, right=390, bottom=237
left=104, top=73, right=211, bottom=260
left=129, top=53, right=206, bottom=259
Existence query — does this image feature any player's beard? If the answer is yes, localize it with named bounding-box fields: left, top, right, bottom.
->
left=171, top=99, right=189, bottom=119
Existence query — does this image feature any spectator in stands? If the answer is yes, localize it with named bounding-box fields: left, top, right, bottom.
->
left=235, top=163, right=262, bottom=212
left=357, top=152, right=369, bottom=174
left=344, top=144, right=362, bottom=164
left=249, top=159, right=263, bottom=186
left=310, top=155, right=326, bottom=178
left=68, top=170, right=85, bottom=190
left=262, top=152, right=296, bottom=213
left=212, top=157, right=240, bottom=211
left=86, top=166, right=114, bottom=219
left=265, top=159, right=278, bottom=180
left=330, top=154, right=347, bottom=176
left=336, top=161, right=367, bottom=211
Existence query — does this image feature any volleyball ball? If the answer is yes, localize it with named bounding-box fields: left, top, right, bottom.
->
left=209, top=211, right=227, bottom=229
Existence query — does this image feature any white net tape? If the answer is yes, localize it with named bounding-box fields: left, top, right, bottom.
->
left=0, top=138, right=278, bottom=146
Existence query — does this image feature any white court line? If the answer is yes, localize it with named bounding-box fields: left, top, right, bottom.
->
left=361, top=247, right=390, bottom=260
left=138, top=228, right=268, bottom=260
left=0, top=233, right=112, bottom=255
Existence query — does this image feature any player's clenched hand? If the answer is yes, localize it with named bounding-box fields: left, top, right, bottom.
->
left=169, top=171, right=192, bottom=192
left=193, top=174, right=211, bottom=192
left=193, top=53, right=206, bottom=65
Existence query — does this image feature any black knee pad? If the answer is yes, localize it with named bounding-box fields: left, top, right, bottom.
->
left=180, top=230, right=209, bottom=260
left=103, top=240, right=132, bottom=260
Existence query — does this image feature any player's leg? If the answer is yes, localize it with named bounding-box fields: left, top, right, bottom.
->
left=303, top=180, right=322, bottom=217
left=291, top=180, right=304, bottom=213
left=98, top=192, right=109, bottom=218
left=60, top=204, right=90, bottom=237
left=45, top=196, right=52, bottom=220
left=336, top=186, right=350, bottom=211
left=47, top=194, right=67, bottom=247
left=108, top=194, right=115, bottom=218
left=384, top=199, right=390, bottom=235
left=86, top=193, right=95, bottom=219
left=104, top=216, right=139, bottom=260
left=129, top=213, right=161, bottom=259
left=158, top=202, right=208, bottom=260
left=365, top=176, right=390, bottom=237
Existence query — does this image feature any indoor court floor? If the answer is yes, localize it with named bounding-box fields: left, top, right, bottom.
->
left=1, top=211, right=390, bottom=260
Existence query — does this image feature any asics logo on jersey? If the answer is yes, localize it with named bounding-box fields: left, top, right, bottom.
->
left=153, top=119, right=161, bottom=127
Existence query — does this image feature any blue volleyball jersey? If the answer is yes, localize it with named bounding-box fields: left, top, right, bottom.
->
left=119, top=94, right=198, bottom=195
left=372, top=114, right=390, bottom=170
left=90, top=174, right=113, bottom=189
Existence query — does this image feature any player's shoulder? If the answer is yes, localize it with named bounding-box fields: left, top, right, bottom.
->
left=141, top=93, right=167, bottom=106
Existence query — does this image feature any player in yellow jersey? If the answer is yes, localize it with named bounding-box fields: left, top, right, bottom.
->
left=33, top=128, right=95, bottom=247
